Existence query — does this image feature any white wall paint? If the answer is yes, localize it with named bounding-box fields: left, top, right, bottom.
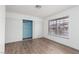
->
left=0, top=5, right=5, bottom=53
left=5, top=12, right=43, bottom=43
left=43, top=6, right=79, bottom=50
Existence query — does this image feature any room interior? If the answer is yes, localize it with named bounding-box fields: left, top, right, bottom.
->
left=0, top=5, right=79, bottom=54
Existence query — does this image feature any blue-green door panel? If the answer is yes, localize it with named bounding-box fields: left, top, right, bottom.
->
left=23, top=20, right=32, bottom=39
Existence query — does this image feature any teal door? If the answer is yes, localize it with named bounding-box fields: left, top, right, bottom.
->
left=23, top=20, right=32, bottom=39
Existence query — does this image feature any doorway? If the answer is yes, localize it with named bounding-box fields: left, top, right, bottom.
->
left=23, top=20, right=33, bottom=40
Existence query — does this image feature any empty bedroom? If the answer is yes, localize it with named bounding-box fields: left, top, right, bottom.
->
left=5, top=5, right=79, bottom=54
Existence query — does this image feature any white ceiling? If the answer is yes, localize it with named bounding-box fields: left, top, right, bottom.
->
left=6, top=5, right=74, bottom=18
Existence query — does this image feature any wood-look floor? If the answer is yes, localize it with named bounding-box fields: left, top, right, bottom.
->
left=5, top=38, right=79, bottom=54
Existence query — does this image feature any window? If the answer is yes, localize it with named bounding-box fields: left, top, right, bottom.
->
left=48, top=16, right=69, bottom=39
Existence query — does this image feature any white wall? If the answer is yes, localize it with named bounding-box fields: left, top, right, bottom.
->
left=5, top=12, right=43, bottom=43
left=0, top=5, right=5, bottom=53
left=43, top=6, right=79, bottom=50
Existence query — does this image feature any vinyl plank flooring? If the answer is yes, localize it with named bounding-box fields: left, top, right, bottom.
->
left=5, top=38, right=79, bottom=54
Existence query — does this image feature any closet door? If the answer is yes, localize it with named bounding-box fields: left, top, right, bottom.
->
left=23, top=20, right=32, bottom=39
